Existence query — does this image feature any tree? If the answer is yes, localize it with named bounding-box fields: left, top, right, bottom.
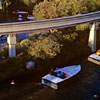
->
left=33, top=0, right=73, bottom=20
left=28, top=37, right=62, bottom=60
left=33, top=0, right=100, bottom=20
left=33, top=0, right=88, bottom=20
left=70, top=0, right=88, bottom=15
left=86, top=0, right=100, bottom=12
left=33, top=1, right=57, bottom=20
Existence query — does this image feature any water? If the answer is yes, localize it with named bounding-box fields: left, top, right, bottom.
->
left=0, top=11, right=29, bottom=23
left=0, top=58, right=100, bottom=100
left=0, top=11, right=100, bottom=100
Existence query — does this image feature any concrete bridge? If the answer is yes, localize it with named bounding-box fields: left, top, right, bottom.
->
left=0, top=11, right=100, bottom=57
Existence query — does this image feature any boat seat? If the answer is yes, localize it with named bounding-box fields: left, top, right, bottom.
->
left=50, top=71, right=69, bottom=79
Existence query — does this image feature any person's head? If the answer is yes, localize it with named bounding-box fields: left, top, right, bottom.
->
left=51, top=68, right=54, bottom=72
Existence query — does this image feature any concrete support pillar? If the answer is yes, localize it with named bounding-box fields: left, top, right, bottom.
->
left=88, top=22, right=98, bottom=52
left=1, top=1, right=5, bottom=13
left=7, top=34, right=16, bottom=58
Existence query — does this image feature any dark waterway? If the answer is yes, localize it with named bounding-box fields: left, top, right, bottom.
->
left=0, top=11, right=30, bottom=23
left=0, top=11, right=100, bottom=100
left=0, top=57, right=100, bottom=100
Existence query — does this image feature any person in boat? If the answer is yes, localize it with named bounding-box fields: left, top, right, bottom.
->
left=96, top=50, right=100, bottom=56
left=49, top=68, right=57, bottom=76
left=49, top=68, right=67, bottom=78
left=49, top=68, right=54, bottom=74
left=57, top=71, right=65, bottom=77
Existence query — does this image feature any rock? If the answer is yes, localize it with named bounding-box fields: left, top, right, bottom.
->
left=1, top=56, right=5, bottom=59
left=93, top=94, right=98, bottom=98
left=28, top=96, right=33, bottom=99
left=26, top=61, right=35, bottom=69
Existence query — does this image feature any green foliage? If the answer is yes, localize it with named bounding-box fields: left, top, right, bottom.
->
left=70, top=0, right=88, bottom=15
left=28, top=32, right=39, bottom=39
left=28, top=37, right=62, bottom=60
left=20, top=39, right=31, bottom=47
left=28, top=33, right=36, bottom=37
left=76, top=24, right=89, bottom=31
left=33, top=0, right=100, bottom=20
left=0, top=51, right=31, bottom=82
left=63, top=32, right=78, bottom=41
left=33, top=0, right=71, bottom=20
left=0, top=45, right=9, bottom=58
left=33, top=1, right=57, bottom=20
left=33, top=0, right=86, bottom=20
left=21, top=0, right=32, bottom=6
left=86, top=0, right=100, bottom=12
left=55, top=0, right=72, bottom=17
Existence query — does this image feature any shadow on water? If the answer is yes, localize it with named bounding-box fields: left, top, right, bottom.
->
left=0, top=55, right=100, bottom=100
left=0, top=58, right=100, bottom=100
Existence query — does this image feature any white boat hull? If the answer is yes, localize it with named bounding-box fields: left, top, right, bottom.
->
left=88, top=53, right=100, bottom=65
left=42, top=65, right=81, bottom=89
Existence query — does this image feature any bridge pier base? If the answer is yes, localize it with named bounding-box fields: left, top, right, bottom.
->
left=7, top=34, right=16, bottom=58
left=88, top=22, right=98, bottom=52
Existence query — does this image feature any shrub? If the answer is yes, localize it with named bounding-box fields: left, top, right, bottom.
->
left=20, top=39, right=31, bottom=47
left=76, top=24, right=89, bottom=31
left=63, top=32, right=78, bottom=41
left=0, top=45, right=9, bottom=58
left=28, top=37, right=62, bottom=60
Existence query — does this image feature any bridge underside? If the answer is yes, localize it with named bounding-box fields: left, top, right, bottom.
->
left=6, top=22, right=98, bottom=57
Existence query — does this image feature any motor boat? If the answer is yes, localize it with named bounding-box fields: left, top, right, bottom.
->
left=88, top=50, right=100, bottom=65
left=42, top=65, right=81, bottom=89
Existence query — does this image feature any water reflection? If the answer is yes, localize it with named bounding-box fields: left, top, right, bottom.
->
left=0, top=11, right=29, bottom=23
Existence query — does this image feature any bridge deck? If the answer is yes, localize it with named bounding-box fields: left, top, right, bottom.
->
left=0, top=11, right=100, bottom=34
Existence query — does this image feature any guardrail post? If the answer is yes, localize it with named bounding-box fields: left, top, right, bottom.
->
left=88, top=22, right=98, bottom=52
left=7, top=34, right=16, bottom=57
